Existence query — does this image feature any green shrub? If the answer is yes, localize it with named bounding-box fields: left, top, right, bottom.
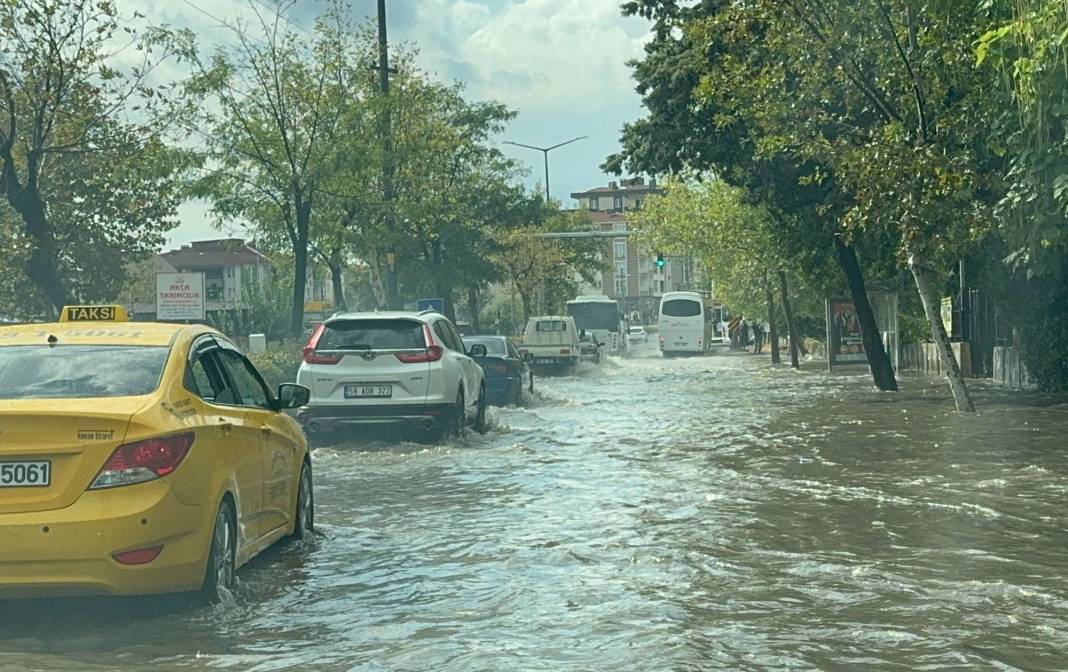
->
left=249, top=341, right=302, bottom=388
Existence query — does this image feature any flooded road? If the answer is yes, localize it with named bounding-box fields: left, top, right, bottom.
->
left=4, top=347, right=1068, bottom=671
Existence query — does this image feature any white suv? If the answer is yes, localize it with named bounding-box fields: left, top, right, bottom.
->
left=295, top=311, right=487, bottom=438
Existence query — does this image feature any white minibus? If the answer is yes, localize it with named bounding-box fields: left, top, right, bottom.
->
left=658, top=291, right=711, bottom=356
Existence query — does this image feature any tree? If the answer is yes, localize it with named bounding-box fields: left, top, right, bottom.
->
left=607, top=0, right=899, bottom=392
left=188, top=1, right=347, bottom=337
left=612, top=0, right=1010, bottom=409
left=633, top=177, right=810, bottom=366
left=386, top=75, right=520, bottom=320
left=0, top=0, right=192, bottom=314
left=496, top=202, right=604, bottom=321
left=976, top=1, right=1068, bottom=391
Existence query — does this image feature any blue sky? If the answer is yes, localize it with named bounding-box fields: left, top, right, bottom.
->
left=138, top=0, right=651, bottom=246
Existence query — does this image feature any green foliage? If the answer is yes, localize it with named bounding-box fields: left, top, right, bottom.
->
left=0, top=0, right=194, bottom=314
left=495, top=201, right=605, bottom=320
left=209, top=269, right=295, bottom=343
left=976, top=0, right=1068, bottom=276
left=633, top=177, right=768, bottom=314
left=247, top=342, right=303, bottom=388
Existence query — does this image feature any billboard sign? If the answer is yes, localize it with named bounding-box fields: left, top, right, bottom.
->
left=826, top=299, right=867, bottom=365
left=156, top=273, right=206, bottom=321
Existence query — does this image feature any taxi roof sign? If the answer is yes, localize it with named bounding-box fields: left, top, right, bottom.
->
left=60, top=305, right=128, bottom=323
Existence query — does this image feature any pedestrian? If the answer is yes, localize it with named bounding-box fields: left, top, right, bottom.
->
left=750, top=321, right=763, bottom=353
left=740, top=317, right=750, bottom=348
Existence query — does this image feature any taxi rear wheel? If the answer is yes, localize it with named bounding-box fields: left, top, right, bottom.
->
left=291, top=462, right=314, bottom=538
left=201, top=502, right=236, bottom=603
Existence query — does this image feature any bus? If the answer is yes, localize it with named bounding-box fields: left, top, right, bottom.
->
left=566, top=295, right=626, bottom=357
left=658, top=291, right=713, bottom=356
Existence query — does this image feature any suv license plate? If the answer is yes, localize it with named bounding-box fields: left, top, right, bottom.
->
left=345, top=384, right=393, bottom=399
left=0, top=461, right=51, bottom=487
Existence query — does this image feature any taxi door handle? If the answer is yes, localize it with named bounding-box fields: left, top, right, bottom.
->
left=260, top=426, right=273, bottom=437
left=218, top=419, right=233, bottom=437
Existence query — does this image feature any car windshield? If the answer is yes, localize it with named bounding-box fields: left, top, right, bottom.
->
left=319, top=319, right=425, bottom=350
left=463, top=338, right=507, bottom=356
left=661, top=300, right=702, bottom=318
left=0, top=345, right=168, bottom=399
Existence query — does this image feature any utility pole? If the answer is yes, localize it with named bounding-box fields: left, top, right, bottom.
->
left=503, top=136, right=588, bottom=201
left=378, top=0, right=400, bottom=310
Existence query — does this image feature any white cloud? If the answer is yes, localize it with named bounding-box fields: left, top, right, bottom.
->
left=408, top=0, right=646, bottom=112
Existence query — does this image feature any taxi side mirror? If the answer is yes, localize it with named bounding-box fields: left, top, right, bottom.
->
left=276, top=383, right=310, bottom=410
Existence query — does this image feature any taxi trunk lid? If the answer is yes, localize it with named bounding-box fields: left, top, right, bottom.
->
left=0, top=398, right=145, bottom=513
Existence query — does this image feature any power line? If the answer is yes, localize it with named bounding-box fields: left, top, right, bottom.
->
left=177, top=0, right=232, bottom=29
left=179, top=0, right=317, bottom=39
left=230, top=0, right=317, bottom=38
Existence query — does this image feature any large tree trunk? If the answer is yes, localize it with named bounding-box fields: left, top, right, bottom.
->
left=777, top=270, right=801, bottom=369
left=764, top=269, right=781, bottom=365
left=8, top=183, right=67, bottom=313
left=289, top=199, right=311, bottom=338
left=833, top=237, right=898, bottom=391
left=517, top=283, right=533, bottom=323
left=908, top=251, right=975, bottom=412
left=329, top=257, right=347, bottom=312
left=468, top=285, right=482, bottom=334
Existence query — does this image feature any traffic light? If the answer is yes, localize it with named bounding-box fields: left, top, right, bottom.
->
left=655, top=252, right=665, bottom=270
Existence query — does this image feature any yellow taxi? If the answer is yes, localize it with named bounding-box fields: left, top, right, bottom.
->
left=0, top=306, right=313, bottom=601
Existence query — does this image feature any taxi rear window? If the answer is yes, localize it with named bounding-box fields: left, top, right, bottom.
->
left=0, top=345, right=169, bottom=399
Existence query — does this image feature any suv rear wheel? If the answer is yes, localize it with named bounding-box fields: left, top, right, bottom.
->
left=473, top=385, right=488, bottom=433
left=448, top=389, right=465, bottom=436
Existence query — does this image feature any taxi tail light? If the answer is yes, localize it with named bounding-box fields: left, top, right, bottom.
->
left=90, top=433, right=194, bottom=490
left=396, top=324, right=444, bottom=363
left=303, top=324, right=341, bottom=365
left=113, top=545, right=163, bottom=565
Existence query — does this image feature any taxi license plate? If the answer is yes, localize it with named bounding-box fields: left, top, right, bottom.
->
left=345, top=384, right=392, bottom=399
left=0, top=461, right=51, bottom=488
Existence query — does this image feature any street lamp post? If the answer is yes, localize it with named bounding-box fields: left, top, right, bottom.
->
left=503, top=136, right=588, bottom=201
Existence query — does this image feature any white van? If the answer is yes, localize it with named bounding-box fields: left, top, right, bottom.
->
left=519, top=316, right=581, bottom=371
left=658, top=291, right=711, bottom=356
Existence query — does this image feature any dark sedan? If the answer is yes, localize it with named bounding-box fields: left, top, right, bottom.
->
left=462, top=335, right=534, bottom=406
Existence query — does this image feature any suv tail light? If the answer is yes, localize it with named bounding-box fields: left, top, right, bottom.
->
left=396, top=324, right=444, bottom=363
left=90, top=433, right=194, bottom=490
left=303, top=323, right=342, bottom=365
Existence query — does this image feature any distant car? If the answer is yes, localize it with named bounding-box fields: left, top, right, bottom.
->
left=296, top=311, right=488, bottom=438
left=462, top=336, right=534, bottom=406
left=0, top=305, right=313, bottom=601
left=628, top=325, right=648, bottom=344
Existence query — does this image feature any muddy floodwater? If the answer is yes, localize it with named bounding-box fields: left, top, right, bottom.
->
left=3, top=347, right=1068, bottom=671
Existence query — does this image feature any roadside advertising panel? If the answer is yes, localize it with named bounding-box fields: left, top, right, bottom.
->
left=826, top=299, right=867, bottom=365
left=156, top=273, right=206, bottom=321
